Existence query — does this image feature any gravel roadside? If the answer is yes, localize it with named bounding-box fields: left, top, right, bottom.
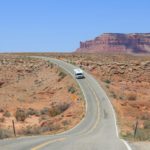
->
left=131, top=142, right=150, bottom=150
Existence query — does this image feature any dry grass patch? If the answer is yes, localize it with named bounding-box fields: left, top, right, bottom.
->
left=127, top=92, right=137, bottom=101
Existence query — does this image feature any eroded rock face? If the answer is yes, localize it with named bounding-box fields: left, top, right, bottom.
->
left=76, top=33, right=150, bottom=53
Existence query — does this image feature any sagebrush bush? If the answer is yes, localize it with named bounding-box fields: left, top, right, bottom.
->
left=144, top=120, right=150, bottom=129
left=40, top=107, right=50, bottom=115
left=39, top=115, right=50, bottom=123
left=127, top=93, right=137, bottom=101
left=3, top=111, right=11, bottom=117
left=26, top=108, right=41, bottom=116
left=135, top=129, right=150, bottom=141
left=111, top=91, right=117, bottom=98
left=104, top=79, right=111, bottom=84
left=15, top=108, right=26, bottom=122
left=0, top=117, right=5, bottom=123
left=22, top=125, right=41, bottom=135
left=0, top=129, right=12, bottom=139
left=49, top=103, right=70, bottom=117
left=58, top=71, right=67, bottom=80
left=62, top=120, right=70, bottom=126
left=68, top=86, right=76, bottom=94
left=48, top=62, right=54, bottom=68
left=140, top=113, right=150, bottom=120
left=0, top=108, right=4, bottom=112
left=40, top=122, right=60, bottom=132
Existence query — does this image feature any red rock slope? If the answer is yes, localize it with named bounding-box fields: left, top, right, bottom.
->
left=76, top=33, right=150, bottom=53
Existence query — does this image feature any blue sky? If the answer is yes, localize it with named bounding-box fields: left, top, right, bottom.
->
left=0, top=0, right=150, bottom=52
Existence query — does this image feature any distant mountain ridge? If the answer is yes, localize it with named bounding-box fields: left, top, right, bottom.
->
left=76, top=33, right=150, bottom=53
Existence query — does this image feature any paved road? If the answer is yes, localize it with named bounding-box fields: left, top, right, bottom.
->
left=0, top=57, right=131, bottom=150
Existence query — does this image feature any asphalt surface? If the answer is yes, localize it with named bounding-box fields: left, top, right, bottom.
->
left=0, top=57, right=132, bottom=150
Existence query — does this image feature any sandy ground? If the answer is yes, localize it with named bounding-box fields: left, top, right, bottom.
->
left=0, top=55, right=85, bottom=138
left=131, top=142, right=150, bottom=150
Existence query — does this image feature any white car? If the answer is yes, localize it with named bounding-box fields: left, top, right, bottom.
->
left=73, top=68, right=85, bottom=79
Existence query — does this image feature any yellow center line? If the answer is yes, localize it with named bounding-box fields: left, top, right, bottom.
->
left=31, top=80, right=100, bottom=150
left=85, top=82, right=100, bottom=135
left=76, top=81, right=100, bottom=136
left=31, top=138, right=66, bottom=150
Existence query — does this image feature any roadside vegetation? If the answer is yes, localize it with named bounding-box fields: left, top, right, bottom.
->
left=0, top=55, right=85, bottom=139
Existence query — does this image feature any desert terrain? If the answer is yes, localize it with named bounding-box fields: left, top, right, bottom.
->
left=44, top=52, right=150, bottom=141
left=1, top=52, right=149, bottom=143
left=0, top=54, right=85, bottom=139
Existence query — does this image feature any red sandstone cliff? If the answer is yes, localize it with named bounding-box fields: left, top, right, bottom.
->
left=76, top=33, right=150, bottom=53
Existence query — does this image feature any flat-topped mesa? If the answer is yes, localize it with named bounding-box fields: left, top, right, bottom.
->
left=76, top=33, right=150, bottom=53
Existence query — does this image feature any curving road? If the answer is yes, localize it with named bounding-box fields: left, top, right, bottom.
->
left=0, top=57, right=132, bottom=150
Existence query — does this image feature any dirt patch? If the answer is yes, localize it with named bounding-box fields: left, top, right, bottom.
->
left=131, top=142, right=150, bottom=150
left=0, top=55, right=85, bottom=139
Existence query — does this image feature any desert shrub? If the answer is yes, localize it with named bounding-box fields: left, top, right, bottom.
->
left=111, top=91, right=117, bottom=98
left=0, top=117, right=5, bottom=123
left=58, top=71, right=67, bottom=79
left=17, top=98, right=25, bottom=102
left=62, top=120, right=70, bottom=126
left=40, top=123, right=60, bottom=132
left=48, top=62, right=54, bottom=68
left=26, top=108, right=41, bottom=117
left=0, top=108, right=4, bottom=112
left=15, top=108, right=27, bottom=122
left=39, top=115, right=50, bottom=123
left=40, top=107, right=50, bottom=115
left=135, top=129, right=150, bottom=141
left=127, top=93, right=137, bottom=101
left=68, top=86, right=76, bottom=94
left=120, top=131, right=133, bottom=140
left=51, top=124, right=61, bottom=131
left=3, top=111, right=11, bottom=117
left=0, top=129, right=12, bottom=139
left=144, top=120, right=150, bottom=129
left=70, top=61, right=75, bottom=65
left=22, top=125, right=40, bottom=135
left=49, top=103, right=70, bottom=117
left=40, top=126, right=51, bottom=132
left=0, top=81, right=5, bottom=87
left=119, top=96, right=124, bottom=100
left=140, top=113, right=150, bottom=120
left=104, top=79, right=111, bottom=84
left=106, top=85, right=109, bottom=89
left=40, top=119, right=61, bottom=132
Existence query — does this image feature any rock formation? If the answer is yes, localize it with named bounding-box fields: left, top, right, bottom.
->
left=76, top=33, right=150, bottom=53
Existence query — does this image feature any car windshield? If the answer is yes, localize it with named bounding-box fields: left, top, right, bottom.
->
left=76, top=73, right=83, bottom=75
